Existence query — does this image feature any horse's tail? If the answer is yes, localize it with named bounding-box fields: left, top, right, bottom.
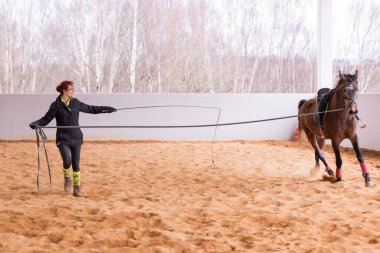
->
left=298, top=99, right=306, bottom=111
left=297, top=99, right=307, bottom=133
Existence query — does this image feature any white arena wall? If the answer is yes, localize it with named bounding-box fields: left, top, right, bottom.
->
left=1, top=93, right=379, bottom=151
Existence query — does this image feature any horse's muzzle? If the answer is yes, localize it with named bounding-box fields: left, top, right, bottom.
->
left=346, top=99, right=358, bottom=115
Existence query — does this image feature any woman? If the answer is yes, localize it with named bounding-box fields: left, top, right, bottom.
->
left=29, top=80, right=117, bottom=197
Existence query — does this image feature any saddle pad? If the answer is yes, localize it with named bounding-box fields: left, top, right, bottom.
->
left=315, top=88, right=334, bottom=125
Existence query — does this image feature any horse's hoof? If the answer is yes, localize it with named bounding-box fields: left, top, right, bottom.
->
left=327, top=170, right=334, bottom=176
left=335, top=177, right=342, bottom=183
left=365, top=180, right=374, bottom=187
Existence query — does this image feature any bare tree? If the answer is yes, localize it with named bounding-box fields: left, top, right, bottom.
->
left=0, top=0, right=15, bottom=93
left=128, top=0, right=139, bottom=93
left=2, top=0, right=379, bottom=94
left=0, top=0, right=51, bottom=93
left=334, top=0, right=380, bottom=93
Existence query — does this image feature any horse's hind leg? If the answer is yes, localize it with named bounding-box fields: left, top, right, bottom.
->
left=310, top=138, right=326, bottom=176
left=305, top=132, right=334, bottom=176
left=350, top=135, right=374, bottom=187
left=309, top=150, right=321, bottom=176
left=316, top=137, right=325, bottom=166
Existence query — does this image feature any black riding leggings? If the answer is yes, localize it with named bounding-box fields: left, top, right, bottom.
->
left=58, top=144, right=82, bottom=172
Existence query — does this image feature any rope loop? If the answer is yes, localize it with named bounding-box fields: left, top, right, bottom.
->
left=34, top=127, right=52, bottom=193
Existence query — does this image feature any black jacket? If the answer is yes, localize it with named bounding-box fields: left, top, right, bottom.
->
left=32, top=96, right=114, bottom=146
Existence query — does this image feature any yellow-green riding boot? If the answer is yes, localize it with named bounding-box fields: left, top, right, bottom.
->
left=63, top=167, right=72, bottom=192
left=73, top=171, right=84, bottom=197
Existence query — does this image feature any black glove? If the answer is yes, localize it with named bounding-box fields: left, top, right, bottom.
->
left=29, top=123, right=37, bottom=129
left=103, top=107, right=117, bottom=113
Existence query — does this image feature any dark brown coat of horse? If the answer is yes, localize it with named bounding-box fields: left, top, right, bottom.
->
left=298, top=70, right=373, bottom=187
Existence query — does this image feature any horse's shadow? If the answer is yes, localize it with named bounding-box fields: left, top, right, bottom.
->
left=321, top=174, right=337, bottom=183
left=305, top=171, right=337, bottom=184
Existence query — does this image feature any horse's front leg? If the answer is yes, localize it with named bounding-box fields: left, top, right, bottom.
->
left=351, top=135, right=374, bottom=187
left=331, top=140, right=343, bottom=182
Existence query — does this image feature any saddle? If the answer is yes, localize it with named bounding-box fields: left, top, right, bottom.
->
left=315, top=88, right=334, bottom=126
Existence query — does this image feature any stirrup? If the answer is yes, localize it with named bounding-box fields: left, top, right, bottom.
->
left=358, top=119, right=367, bottom=129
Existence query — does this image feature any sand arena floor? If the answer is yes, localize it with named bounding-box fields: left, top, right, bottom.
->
left=0, top=140, right=379, bottom=252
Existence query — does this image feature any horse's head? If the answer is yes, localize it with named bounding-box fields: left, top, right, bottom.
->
left=337, top=70, right=359, bottom=115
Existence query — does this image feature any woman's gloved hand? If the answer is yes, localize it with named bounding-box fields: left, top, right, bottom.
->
left=103, top=107, right=117, bottom=113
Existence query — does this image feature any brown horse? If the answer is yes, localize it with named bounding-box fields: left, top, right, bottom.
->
left=298, top=70, right=374, bottom=187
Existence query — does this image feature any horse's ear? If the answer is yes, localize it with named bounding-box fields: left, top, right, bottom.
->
left=354, top=70, right=358, bottom=79
left=339, top=70, right=345, bottom=80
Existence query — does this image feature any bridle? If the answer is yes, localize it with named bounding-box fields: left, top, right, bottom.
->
left=339, top=80, right=358, bottom=115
